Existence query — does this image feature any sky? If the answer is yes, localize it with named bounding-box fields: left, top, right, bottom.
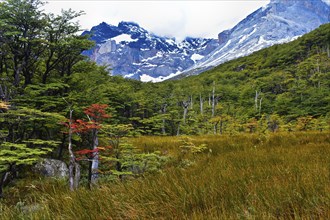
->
left=43, top=0, right=272, bottom=41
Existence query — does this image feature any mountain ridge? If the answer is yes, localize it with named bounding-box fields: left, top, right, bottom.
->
left=82, top=0, right=330, bottom=81
left=82, top=21, right=218, bottom=81
left=175, top=0, right=330, bottom=78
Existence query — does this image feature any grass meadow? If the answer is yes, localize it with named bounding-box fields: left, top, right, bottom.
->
left=1, top=132, right=330, bottom=219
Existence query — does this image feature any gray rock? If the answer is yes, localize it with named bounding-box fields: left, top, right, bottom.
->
left=16, top=201, right=43, bottom=214
left=33, top=159, right=68, bottom=178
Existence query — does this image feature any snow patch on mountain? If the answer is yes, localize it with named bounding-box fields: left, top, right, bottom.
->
left=175, top=0, right=330, bottom=78
left=82, top=21, right=218, bottom=80
left=112, top=34, right=137, bottom=43
left=191, top=54, right=204, bottom=62
left=140, top=70, right=183, bottom=82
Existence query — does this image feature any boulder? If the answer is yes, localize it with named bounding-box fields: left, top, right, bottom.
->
left=33, top=159, right=68, bottom=178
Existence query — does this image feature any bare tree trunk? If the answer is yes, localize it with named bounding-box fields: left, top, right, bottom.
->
left=182, top=100, right=190, bottom=124
left=327, top=43, right=330, bottom=58
left=208, top=94, right=211, bottom=106
left=219, top=119, right=223, bottom=135
left=12, top=56, right=27, bottom=88
left=199, top=94, right=203, bottom=115
left=0, top=171, right=10, bottom=198
left=13, top=67, right=20, bottom=88
left=74, top=163, right=80, bottom=189
left=0, top=85, right=6, bottom=101
left=161, top=104, right=167, bottom=135
left=259, top=97, right=262, bottom=116
left=212, top=82, right=215, bottom=117
left=90, top=128, right=99, bottom=186
left=177, top=122, right=180, bottom=136
left=68, top=109, right=75, bottom=191
left=183, top=107, right=188, bottom=124
left=190, top=95, right=193, bottom=109
left=255, top=90, right=259, bottom=111
left=65, top=105, right=80, bottom=191
left=316, top=58, right=320, bottom=73
left=213, top=122, right=218, bottom=134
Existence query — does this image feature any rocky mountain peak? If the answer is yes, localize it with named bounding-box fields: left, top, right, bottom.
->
left=82, top=21, right=218, bottom=81
left=176, top=0, right=330, bottom=78
left=117, top=21, right=148, bottom=36
left=82, top=0, right=329, bottom=81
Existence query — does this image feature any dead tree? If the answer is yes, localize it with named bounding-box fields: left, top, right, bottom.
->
left=182, top=99, right=191, bottom=124
left=161, top=103, right=167, bottom=135
left=63, top=99, right=80, bottom=191
left=255, top=90, right=260, bottom=111
left=199, top=93, right=203, bottom=115
left=255, top=90, right=262, bottom=116
left=68, top=108, right=80, bottom=190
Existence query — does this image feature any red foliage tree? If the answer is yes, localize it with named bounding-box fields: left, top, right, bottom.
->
left=84, top=104, right=110, bottom=122
left=62, top=104, right=111, bottom=188
left=84, top=104, right=110, bottom=186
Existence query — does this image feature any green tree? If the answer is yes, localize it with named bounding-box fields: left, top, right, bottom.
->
left=0, top=0, right=93, bottom=90
left=41, top=9, right=93, bottom=84
left=0, top=102, right=63, bottom=197
left=0, top=0, right=46, bottom=87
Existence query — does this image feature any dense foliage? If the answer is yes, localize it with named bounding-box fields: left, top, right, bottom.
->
left=1, top=1, right=329, bottom=139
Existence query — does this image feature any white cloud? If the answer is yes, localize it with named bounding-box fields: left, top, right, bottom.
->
left=43, top=0, right=270, bottom=40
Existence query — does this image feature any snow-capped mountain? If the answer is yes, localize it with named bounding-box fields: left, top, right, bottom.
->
left=82, top=22, right=218, bottom=81
left=177, top=0, right=330, bottom=78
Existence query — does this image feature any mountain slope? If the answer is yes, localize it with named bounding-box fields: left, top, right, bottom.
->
left=176, top=0, right=330, bottom=78
left=171, top=23, right=330, bottom=119
left=82, top=22, right=218, bottom=81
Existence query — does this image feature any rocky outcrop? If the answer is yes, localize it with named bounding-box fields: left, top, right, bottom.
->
left=218, top=30, right=231, bottom=45
left=33, top=159, right=68, bottom=178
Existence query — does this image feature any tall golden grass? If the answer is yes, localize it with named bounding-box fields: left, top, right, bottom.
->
left=1, top=132, right=329, bottom=219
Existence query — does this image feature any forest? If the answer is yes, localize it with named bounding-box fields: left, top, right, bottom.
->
left=0, top=0, right=329, bottom=219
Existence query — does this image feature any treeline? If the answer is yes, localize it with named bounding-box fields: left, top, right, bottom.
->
left=100, top=23, right=330, bottom=136
left=0, top=0, right=329, bottom=193
left=153, top=23, right=330, bottom=135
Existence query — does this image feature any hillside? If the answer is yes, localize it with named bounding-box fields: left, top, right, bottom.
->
left=167, top=23, right=330, bottom=122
